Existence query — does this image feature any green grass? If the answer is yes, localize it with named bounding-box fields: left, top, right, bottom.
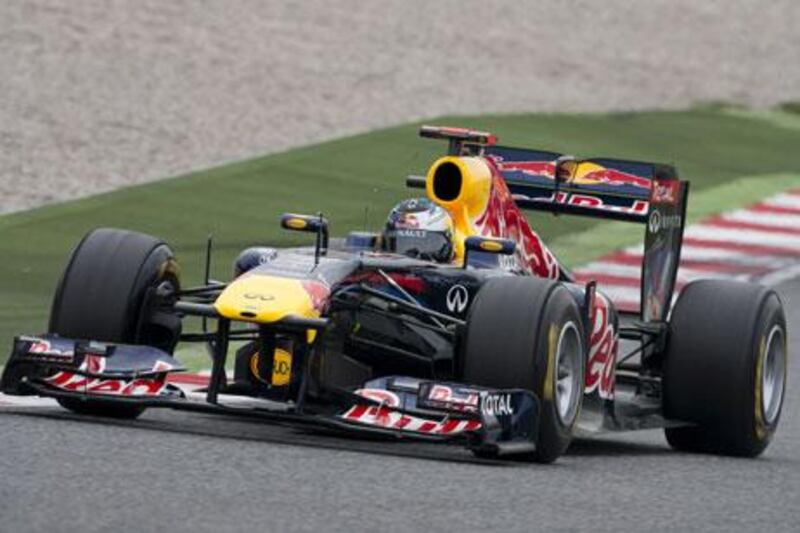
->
left=2, top=106, right=800, bottom=366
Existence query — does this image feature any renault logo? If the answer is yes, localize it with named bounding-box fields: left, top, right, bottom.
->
left=446, top=284, right=469, bottom=314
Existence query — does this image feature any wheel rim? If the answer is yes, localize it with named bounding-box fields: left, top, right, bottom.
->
left=555, top=321, right=583, bottom=425
left=762, top=325, right=786, bottom=425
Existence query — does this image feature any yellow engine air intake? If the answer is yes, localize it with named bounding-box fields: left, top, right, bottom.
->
left=425, top=156, right=492, bottom=260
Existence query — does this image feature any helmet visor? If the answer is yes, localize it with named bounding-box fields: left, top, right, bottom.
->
left=383, top=229, right=452, bottom=263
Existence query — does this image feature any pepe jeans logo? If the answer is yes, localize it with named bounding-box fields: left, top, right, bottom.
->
left=446, top=284, right=469, bottom=314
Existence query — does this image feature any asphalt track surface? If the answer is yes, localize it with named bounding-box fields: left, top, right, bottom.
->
left=1, top=279, right=799, bottom=532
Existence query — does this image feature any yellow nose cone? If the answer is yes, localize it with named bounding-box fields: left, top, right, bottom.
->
left=214, top=275, right=315, bottom=323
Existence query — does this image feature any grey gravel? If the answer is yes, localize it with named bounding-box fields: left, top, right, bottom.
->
left=1, top=0, right=799, bottom=214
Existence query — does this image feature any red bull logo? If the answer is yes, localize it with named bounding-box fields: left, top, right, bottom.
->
left=491, top=157, right=651, bottom=190
left=558, top=161, right=651, bottom=189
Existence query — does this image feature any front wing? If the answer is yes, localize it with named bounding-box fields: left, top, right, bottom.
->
left=2, top=335, right=542, bottom=457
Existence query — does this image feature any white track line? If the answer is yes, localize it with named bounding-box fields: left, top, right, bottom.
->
left=590, top=285, right=641, bottom=304
left=576, top=262, right=738, bottom=283
left=762, top=193, right=800, bottom=210
left=613, top=242, right=795, bottom=264
left=574, top=262, right=641, bottom=278
left=680, top=245, right=793, bottom=266
left=684, top=226, right=800, bottom=250
left=722, top=210, right=800, bottom=229
left=604, top=245, right=771, bottom=263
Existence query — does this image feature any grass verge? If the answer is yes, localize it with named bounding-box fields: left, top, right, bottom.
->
left=2, top=107, right=800, bottom=365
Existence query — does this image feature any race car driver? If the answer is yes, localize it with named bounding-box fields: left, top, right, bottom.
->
left=381, top=198, right=455, bottom=263
left=380, top=196, right=569, bottom=280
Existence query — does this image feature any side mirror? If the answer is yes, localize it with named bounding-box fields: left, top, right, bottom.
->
left=281, top=213, right=327, bottom=233
left=463, top=236, right=515, bottom=269
left=280, top=213, right=329, bottom=261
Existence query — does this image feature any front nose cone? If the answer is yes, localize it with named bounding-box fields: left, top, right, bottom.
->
left=214, top=274, right=315, bottom=323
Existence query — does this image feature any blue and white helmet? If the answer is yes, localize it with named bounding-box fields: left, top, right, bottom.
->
left=382, top=198, right=455, bottom=263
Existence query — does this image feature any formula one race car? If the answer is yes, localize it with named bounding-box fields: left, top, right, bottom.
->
left=1, top=126, right=788, bottom=463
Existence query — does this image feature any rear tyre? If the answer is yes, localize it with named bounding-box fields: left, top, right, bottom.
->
left=462, top=277, right=585, bottom=463
left=50, top=228, right=181, bottom=419
left=663, top=280, right=787, bottom=457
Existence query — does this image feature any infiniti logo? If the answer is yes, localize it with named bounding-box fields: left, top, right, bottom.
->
left=648, top=210, right=661, bottom=234
left=244, top=293, right=275, bottom=301
left=446, top=284, right=469, bottom=314
left=648, top=209, right=682, bottom=234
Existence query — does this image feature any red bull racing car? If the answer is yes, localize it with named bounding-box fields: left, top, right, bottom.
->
left=1, top=126, right=788, bottom=462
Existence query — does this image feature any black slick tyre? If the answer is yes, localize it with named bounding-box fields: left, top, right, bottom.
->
left=462, top=276, right=585, bottom=463
left=663, top=279, right=787, bottom=457
left=49, top=228, right=181, bottom=419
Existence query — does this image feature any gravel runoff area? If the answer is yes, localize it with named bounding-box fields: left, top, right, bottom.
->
left=1, top=0, right=799, bottom=214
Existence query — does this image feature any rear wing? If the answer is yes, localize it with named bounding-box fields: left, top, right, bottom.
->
left=485, top=145, right=678, bottom=224
left=415, top=125, right=689, bottom=321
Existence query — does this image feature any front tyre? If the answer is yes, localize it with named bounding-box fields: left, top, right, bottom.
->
left=461, top=277, right=585, bottom=463
left=663, top=280, right=788, bottom=457
left=50, top=228, right=182, bottom=419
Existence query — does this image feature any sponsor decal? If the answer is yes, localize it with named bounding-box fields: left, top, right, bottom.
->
left=493, top=157, right=652, bottom=190
left=83, top=354, right=106, bottom=374
left=151, top=360, right=175, bottom=373
left=472, top=167, right=561, bottom=279
left=396, top=229, right=426, bottom=238
left=272, top=348, right=292, bottom=386
left=44, top=372, right=167, bottom=397
left=524, top=192, right=650, bottom=216
left=648, top=210, right=682, bottom=234
left=341, top=403, right=482, bottom=435
left=421, top=384, right=480, bottom=413
left=428, top=385, right=452, bottom=402
left=249, top=349, right=293, bottom=386
left=243, top=292, right=275, bottom=301
left=402, top=198, right=423, bottom=210
left=396, top=215, right=420, bottom=229
left=650, top=180, right=680, bottom=205
left=445, top=284, right=469, bottom=314
left=301, top=279, right=331, bottom=311
left=584, top=293, right=617, bottom=399
left=496, top=253, right=518, bottom=271
left=24, top=338, right=74, bottom=361
left=648, top=210, right=660, bottom=233
left=480, top=393, right=514, bottom=417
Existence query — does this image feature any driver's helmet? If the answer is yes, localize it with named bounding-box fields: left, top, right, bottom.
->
left=381, top=198, right=455, bottom=263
